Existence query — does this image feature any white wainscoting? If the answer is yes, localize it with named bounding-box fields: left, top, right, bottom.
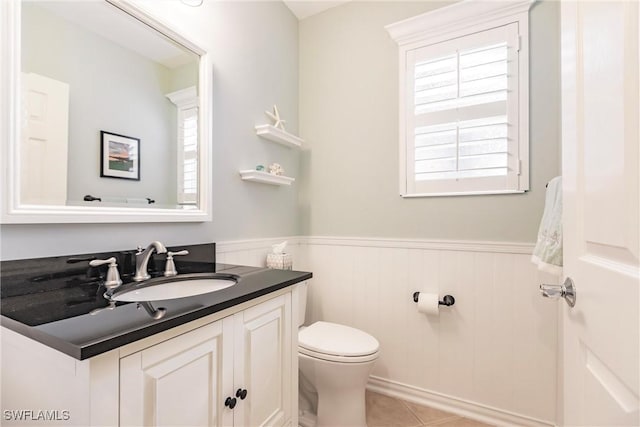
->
left=216, top=237, right=302, bottom=268
left=298, top=236, right=558, bottom=427
left=216, top=236, right=558, bottom=426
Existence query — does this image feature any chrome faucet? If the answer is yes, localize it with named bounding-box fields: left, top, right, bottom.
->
left=134, top=241, right=167, bottom=281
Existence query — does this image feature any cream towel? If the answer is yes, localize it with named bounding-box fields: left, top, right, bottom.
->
left=532, top=176, right=563, bottom=275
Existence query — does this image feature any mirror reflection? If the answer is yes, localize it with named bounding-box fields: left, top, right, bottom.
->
left=20, top=1, right=200, bottom=209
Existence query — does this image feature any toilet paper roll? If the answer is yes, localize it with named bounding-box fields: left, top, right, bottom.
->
left=416, top=293, right=439, bottom=315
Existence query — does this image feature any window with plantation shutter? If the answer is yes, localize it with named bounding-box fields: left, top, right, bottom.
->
left=167, top=86, right=199, bottom=205
left=387, top=1, right=532, bottom=197
left=178, top=106, right=198, bottom=204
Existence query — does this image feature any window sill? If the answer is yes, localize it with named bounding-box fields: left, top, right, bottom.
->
left=401, top=189, right=526, bottom=198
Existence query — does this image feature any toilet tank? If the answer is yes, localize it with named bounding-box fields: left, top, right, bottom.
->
left=297, top=281, right=308, bottom=327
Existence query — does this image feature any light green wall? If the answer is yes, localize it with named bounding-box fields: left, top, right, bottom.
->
left=2, top=0, right=560, bottom=260
left=298, top=0, right=561, bottom=242
left=1, top=1, right=300, bottom=260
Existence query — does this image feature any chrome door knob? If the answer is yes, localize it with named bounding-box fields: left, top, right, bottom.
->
left=540, top=277, right=576, bottom=307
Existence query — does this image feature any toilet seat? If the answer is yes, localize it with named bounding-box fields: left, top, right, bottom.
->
left=298, top=321, right=379, bottom=363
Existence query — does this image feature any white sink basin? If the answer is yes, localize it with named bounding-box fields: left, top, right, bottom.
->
left=111, top=274, right=237, bottom=302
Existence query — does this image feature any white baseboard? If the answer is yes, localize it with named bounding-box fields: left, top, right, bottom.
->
left=367, top=376, right=556, bottom=427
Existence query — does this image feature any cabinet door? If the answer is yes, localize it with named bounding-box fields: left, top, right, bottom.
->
left=233, top=294, right=292, bottom=427
left=120, top=319, right=234, bottom=427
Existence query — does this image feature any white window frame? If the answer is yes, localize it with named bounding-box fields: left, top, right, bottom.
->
left=386, top=0, right=535, bottom=197
left=166, top=86, right=199, bottom=205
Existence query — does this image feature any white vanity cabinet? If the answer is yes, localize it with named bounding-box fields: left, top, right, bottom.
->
left=1, top=285, right=301, bottom=427
left=232, top=294, right=292, bottom=427
left=119, top=294, right=293, bottom=427
left=119, top=320, right=232, bottom=426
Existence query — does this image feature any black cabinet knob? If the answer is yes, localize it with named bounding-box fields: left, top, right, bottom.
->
left=224, top=397, right=237, bottom=409
left=236, top=388, right=248, bottom=400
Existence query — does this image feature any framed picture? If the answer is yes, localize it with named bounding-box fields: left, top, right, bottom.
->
left=100, top=131, right=140, bottom=180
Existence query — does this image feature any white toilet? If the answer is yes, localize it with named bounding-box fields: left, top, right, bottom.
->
left=297, top=283, right=380, bottom=427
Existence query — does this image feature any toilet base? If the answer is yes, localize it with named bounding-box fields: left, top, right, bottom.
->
left=299, top=387, right=368, bottom=427
left=298, top=410, right=316, bottom=427
left=316, top=386, right=367, bottom=427
left=298, top=353, right=377, bottom=427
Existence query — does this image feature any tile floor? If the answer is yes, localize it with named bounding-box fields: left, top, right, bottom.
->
left=366, top=391, right=494, bottom=427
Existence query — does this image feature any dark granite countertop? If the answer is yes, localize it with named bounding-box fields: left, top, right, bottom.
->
left=0, top=243, right=312, bottom=360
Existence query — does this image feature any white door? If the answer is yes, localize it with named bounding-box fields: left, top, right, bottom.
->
left=561, top=2, right=640, bottom=426
left=120, top=320, right=234, bottom=426
left=233, top=294, right=292, bottom=427
left=20, top=72, right=69, bottom=205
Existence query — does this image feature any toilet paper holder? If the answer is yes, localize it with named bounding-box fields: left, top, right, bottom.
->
left=412, top=292, right=455, bottom=306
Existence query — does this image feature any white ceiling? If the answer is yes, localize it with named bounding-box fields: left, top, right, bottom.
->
left=35, top=1, right=196, bottom=69
left=282, top=1, right=351, bottom=20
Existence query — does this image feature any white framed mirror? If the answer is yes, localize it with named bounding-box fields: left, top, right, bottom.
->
left=0, top=0, right=212, bottom=223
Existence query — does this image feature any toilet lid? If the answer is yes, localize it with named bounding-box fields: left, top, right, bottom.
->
left=298, top=321, right=379, bottom=357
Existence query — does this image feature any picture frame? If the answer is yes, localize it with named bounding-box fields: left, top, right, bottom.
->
left=100, top=131, right=140, bottom=180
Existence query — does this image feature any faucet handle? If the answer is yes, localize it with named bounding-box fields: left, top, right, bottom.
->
left=164, top=250, right=189, bottom=277
left=168, top=250, right=189, bottom=257
left=89, top=257, right=123, bottom=291
left=136, top=245, right=144, bottom=254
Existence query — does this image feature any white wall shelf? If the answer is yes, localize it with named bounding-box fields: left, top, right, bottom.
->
left=239, top=170, right=295, bottom=186
left=255, top=125, right=303, bottom=148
